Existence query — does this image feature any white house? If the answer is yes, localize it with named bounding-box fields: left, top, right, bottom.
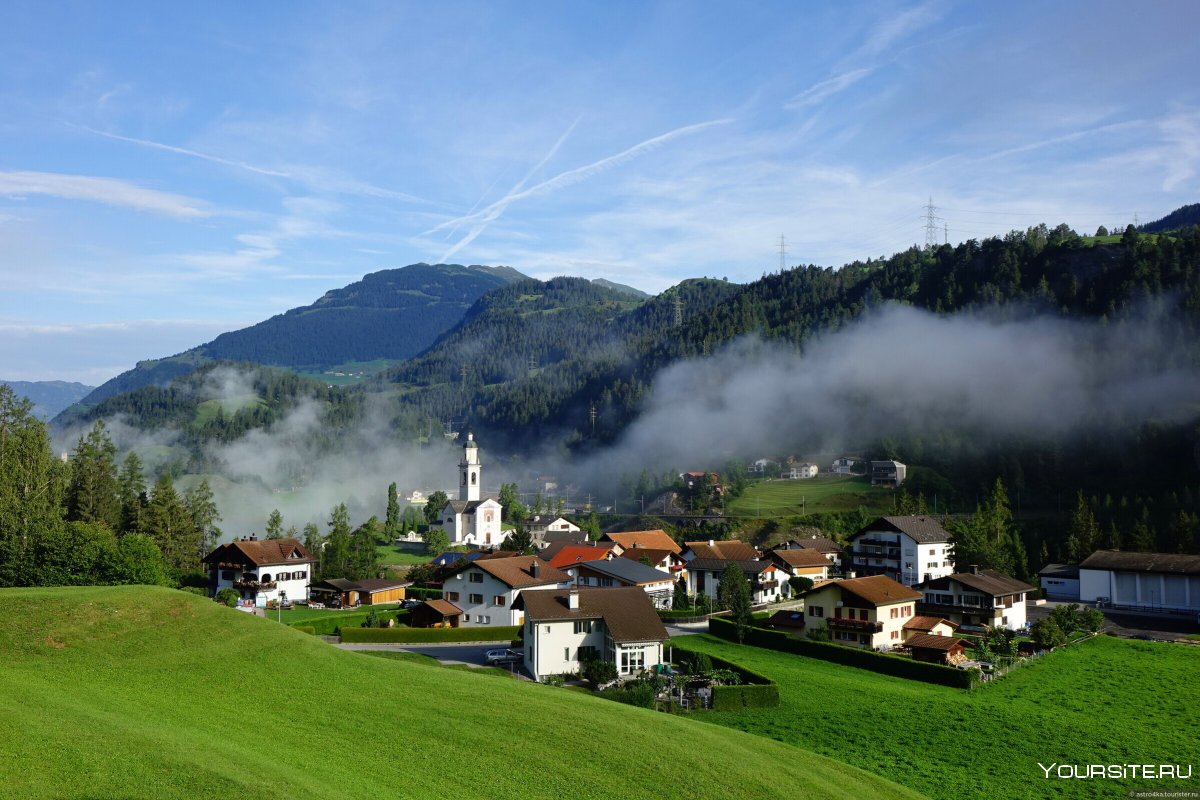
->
left=1079, top=550, right=1200, bottom=614
left=567, top=559, right=676, bottom=609
left=202, top=537, right=316, bottom=606
left=767, top=547, right=831, bottom=585
left=442, top=556, right=570, bottom=626
left=831, top=457, right=857, bottom=475
left=786, top=463, right=819, bottom=480
left=519, top=587, right=668, bottom=682
left=1038, top=563, right=1081, bottom=601
left=915, top=568, right=1036, bottom=631
left=686, top=558, right=786, bottom=606
left=435, top=433, right=505, bottom=547
left=774, top=536, right=845, bottom=572
left=801, top=575, right=921, bottom=650
left=848, top=516, right=954, bottom=586
left=527, top=516, right=582, bottom=549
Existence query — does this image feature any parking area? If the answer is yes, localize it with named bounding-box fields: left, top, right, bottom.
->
left=335, top=642, right=530, bottom=675
left=1028, top=600, right=1200, bottom=642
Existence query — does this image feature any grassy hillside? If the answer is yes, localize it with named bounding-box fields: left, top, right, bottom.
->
left=727, top=475, right=894, bottom=517
left=673, top=633, right=1200, bottom=799
left=0, top=586, right=922, bottom=800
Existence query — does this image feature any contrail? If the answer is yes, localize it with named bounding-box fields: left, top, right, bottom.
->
left=69, top=124, right=292, bottom=178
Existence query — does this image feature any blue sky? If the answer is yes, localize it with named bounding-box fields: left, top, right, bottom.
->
left=1, top=0, right=1198, bottom=383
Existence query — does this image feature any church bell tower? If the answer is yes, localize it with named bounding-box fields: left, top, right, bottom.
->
left=459, top=432, right=481, bottom=502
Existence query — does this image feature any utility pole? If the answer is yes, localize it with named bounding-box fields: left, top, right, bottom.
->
left=924, top=196, right=940, bottom=248
left=588, top=402, right=597, bottom=436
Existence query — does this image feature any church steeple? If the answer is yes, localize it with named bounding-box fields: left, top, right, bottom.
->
left=459, top=432, right=481, bottom=501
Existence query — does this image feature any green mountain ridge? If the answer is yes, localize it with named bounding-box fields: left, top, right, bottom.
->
left=0, top=380, right=94, bottom=420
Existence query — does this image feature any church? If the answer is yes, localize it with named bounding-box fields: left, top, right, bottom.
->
left=438, top=433, right=504, bottom=546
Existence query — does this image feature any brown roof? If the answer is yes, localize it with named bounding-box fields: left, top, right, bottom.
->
left=519, top=587, right=668, bottom=643
left=903, top=616, right=959, bottom=632
left=922, top=569, right=1037, bottom=597
left=904, top=633, right=968, bottom=652
left=617, top=548, right=677, bottom=565
left=766, top=609, right=807, bottom=629
left=788, top=536, right=842, bottom=554
left=827, top=575, right=921, bottom=607
left=856, top=516, right=951, bottom=543
left=202, top=538, right=316, bottom=567
left=1080, top=550, right=1200, bottom=576
left=354, top=579, right=409, bottom=593
left=472, top=556, right=571, bottom=588
left=770, top=549, right=830, bottom=569
left=421, top=599, right=462, bottom=617
left=685, top=540, right=759, bottom=561
left=605, top=530, right=681, bottom=555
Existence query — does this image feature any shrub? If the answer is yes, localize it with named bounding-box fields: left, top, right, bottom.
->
left=1031, top=618, right=1067, bottom=649
left=361, top=609, right=383, bottom=628
left=582, top=658, right=617, bottom=686
left=788, top=576, right=814, bottom=595
left=1078, top=607, right=1105, bottom=632
left=404, top=586, right=444, bottom=601
left=215, top=588, right=239, bottom=608
left=293, top=625, right=317, bottom=635
left=599, top=682, right=655, bottom=708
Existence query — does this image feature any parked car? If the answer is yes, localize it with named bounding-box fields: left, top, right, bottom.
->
left=402, top=599, right=422, bottom=609
left=485, top=648, right=523, bottom=665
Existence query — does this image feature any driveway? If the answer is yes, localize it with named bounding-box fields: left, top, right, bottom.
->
left=336, top=642, right=529, bottom=675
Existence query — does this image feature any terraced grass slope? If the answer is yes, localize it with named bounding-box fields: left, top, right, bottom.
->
left=0, top=586, right=922, bottom=800
left=727, top=475, right=894, bottom=517
left=675, top=633, right=1200, bottom=799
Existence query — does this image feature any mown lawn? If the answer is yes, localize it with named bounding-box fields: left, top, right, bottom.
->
left=377, top=546, right=431, bottom=566
left=0, top=586, right=923, bottom=800
left=727, top=475, right=894, bottom=517
left=672, top=633, right=1200, bottom=799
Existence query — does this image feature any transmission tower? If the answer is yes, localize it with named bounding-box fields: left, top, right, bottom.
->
left=588, top=402, right=598, bottom=436
left=924, top=196, right=941, bottom=248
left=673, top=295, right=684, bottom=327
left=943, top=223, right=948, bottom=245
left=778, top=234, right=787, bottom=273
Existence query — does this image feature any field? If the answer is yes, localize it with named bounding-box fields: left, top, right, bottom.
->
left=673, top=633, right=1200, bottom=799
left=0, top=586, right=921, bottom=800
left=377, top=546, right=431, bottom=566
left=726, top=475, right=894, bottom=518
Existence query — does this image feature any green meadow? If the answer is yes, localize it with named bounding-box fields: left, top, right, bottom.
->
left=727, top=475, right=894, bottom=517
left=672, top=633, right=1200, bottom=799
left=0, top=586, right=920, bottom=800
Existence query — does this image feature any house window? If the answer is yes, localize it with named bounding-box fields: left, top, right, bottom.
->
left=564, top=648, right=570, bottom=661
left=446, top=591, right=460, bottom=602
left=545, top=626, right=551, bottom=634
left=469, top=572, right=484, bottom=583
left=261, top=573, right=272, bottom=582
left=600, top=578, right=614, bottom=587
left=891, top=630, right=899, bottom=640
left=469, top=594, right=483, bottom=604
left=221, top=570, right=234, bottom=580
left=574, top=620, right=593, bottom=634
left=493, top=595, right=506, bottom=606
left=619, top=649, right=645, bottom=674
left=809, top=606, right=824, bottom=618
left=464, top=614, right=470, bottom=622
left=480, top=615, right=490, bottom=624
left=295, top=571, right=306, bottom=580
left=579, top=645, right=599, bottom=661
left=890, top=608, right=898, bottom=619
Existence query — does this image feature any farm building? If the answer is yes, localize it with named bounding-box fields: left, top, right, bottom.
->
left=1038, top=563, right=1081, bottom=601
left=1079, top=550, right=1200, bottom=614
left=409, top=599, right=462, bottom=628
left=904, top=633, right=969, bottom=665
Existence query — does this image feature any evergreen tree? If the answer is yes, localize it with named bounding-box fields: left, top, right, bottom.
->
left=302, top=522, right=322, bottom=557
left=0, top=386, right=65, bottom=586
left=498, top=483, right=527, bottom=524
left=1066, top=491, right=1100, bottom=561
left=141, top=473, right=200, bottom=575
left=385, top=482, right=401, bottom=540
left=672, top=576, right=690, bottom=610
left=117, top=453, right=147, bottom=536
left=424, top=491, right=449, bottom=526
left=424, top=528, right=450, bottom=557
left=65, top=420, right=121, bottom=531
left=184, top=479, right=221, bottom=558
left=718, top=563, right=752, bottom=643
left=265, top=509, right=284, bottom=539
left=504, top=526, right=533, bottom=554
left=322, top=503, right=352, bottom=579
left=349, top=516, right=381, bottom=580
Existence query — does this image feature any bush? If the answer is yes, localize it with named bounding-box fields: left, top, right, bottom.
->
left=788, top=576, right=814, bottom=595
left=293, top=625, right=317, bottom=635
left=339, top=625, right=520, bottom=644
left=215, top=588, right=239, bottom=608
left=599, top=682, right=655, bottom=708
left=582, top=658, right=617, bottom=686
left=404, top=586, right=444, bottom=601
left=178, top=586, right=208, bottom=596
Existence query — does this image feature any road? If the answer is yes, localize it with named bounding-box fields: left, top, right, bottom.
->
left=1028, top=600, right=1200, bottom=643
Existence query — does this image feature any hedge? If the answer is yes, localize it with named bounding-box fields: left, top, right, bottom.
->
left=290, top=609, right=410, bottom=636
left=293, top=625, right=316, bottom=635
left=405, top=586, right=444, bottom=600
left=708, top=617, right=978, bottom=689
left=671, top=644, right=780, bottom=710
left=339, top=625, right=521, bottom=643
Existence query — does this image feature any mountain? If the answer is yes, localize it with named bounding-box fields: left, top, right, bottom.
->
left=1141, top=202, right=1200, bottom=233
left=1, top=380, right=94, bottom=420
left=591, top=278, right=651, bottom=299
left=65, top=263, right=527, bottom=412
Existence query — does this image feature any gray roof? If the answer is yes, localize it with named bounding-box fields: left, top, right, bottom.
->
left=686, top=558, right=774, bottom=577
left=1080, top=550, right=1200, bottom=576
left=542, top=529, right=589, bottom=545
left=855, top=515, right=951, bottom=544
left=918, top=569, right=1036, bottom=597
left=446, top=499, right=496, bottom=514
left=573, top=558, right=672, bottom=585
left=1038, top=563, right=1080, bottom=579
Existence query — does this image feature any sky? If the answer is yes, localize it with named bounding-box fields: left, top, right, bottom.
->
left=1, top=0, right=1198, bottom=384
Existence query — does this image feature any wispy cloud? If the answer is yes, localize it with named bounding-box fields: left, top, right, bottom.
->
left=0, top=170, right=210, bottom=218
left=785, top=68, right=872, bottom=110
left=430, top=117, right=733, bottom=262
left=1159, top=110, right=1200, bottom=191
left=70, top=124, right=291, bottom=178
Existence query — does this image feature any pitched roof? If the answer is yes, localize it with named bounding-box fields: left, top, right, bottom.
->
left=470, top=556, right=571, bottom=588
left=1038, top=563, right=1081, bottom=579
left=928, top=569, right=1036, bottom=596
left=617, top=548, right=677, bottom=565
left=855, top=516, right=951, bottom=543
left=903, top=615, right=959, bottom=632
left=574, top=558, right=673, bottom=585
left=353, top=579, right=409, bottom=592
left=774, top=536, right=842, bottom=554
left=686, top=558, right=775, bottom=577
left=770, top=549, right=830, bottom=569
left=825, top=575, right=921, bottom=607
left=519, top=587, right=669, bottom=643
left=685, top=540, right=759, bottom=561
left=446, top=498, right=500, bottom=515
left=312, top=578, right=360, bottom=592
left=203, top=538, right=317, bottom=566
left=904, top=633, right=968, bottom=651
left=766, top=609, right=807, bottom=629
left=546, top=545, right=613, bottom=569
left=542, top=530, right=590, bottom=546
left=604, top=530, right=681, bottom=554
left=1079, top=550, right=1200, bottom=576
left=421, top=599, right=462, bottom=616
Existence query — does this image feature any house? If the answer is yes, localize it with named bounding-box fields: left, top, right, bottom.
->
left=519, top=587, right=669, bottom=682
left=1079, top=550, right=1200, bottom=614
left=848, top=516, right=954, bottom=586
left=203, top=537, right=316, bottom=606
left=870, top=460, right=907, bottom=487
left=442, top=556, right=571, bottom=626
left=545, top=545, right=614, bottom=570
left=682, top=539, right=759, bottom=562
left=774, top=536, right=844, bottom=572
left=902, top=616, right=960, bottom=637
left=539, top=529, right=592, bottom=552
left=526, top=516, right=582, bottom=548
left=433, top=433, right=505, bottom=547
left=831, top=457, right=857, bottom=475
left=351, top=579, right=408, bottom=605
left=409, top=599, right=463, bottom=628
left=540, top=538, right=617, bottom=562
left=617, top=547, right=686, bottom=575
left=767, top=548, right=831, bottom=584
left=309, top=578, right=408, bottom=607
left=686, top=558, right=786, bottom=606
left=904, top=633, right=970, bottom=665
left=602, top=529, right=681, bottom=555
left=786, top=463, right=818, bottom=480
left=680, top=471, right=722, bottom=493
left=800, top=575, right=921, bottom=650
left=568, top=558, right=676, bottom=609
left=915, top=568, right=1036, bottom=631
left=1038, top=563, right=1081, bottom=601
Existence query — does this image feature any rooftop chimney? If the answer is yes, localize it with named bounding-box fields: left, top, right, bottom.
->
left=530, top=560, right=540, bottom=578
left=970, top=565, right=980, bottom=575
left=708, top=539, right=715, bottom=547
left=567, top=589, right=580, bottom=610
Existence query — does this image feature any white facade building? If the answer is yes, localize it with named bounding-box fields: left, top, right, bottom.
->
left=1079, top=550, right=1200, bottom=614
left=787, top=463, right=819, bottom=480
left=443, top=556, right=570, bottom=626
left=849, top=516, right=954, bottom=587
left=202, top=537, right=316, bottom=606
left=915, top=568, right=1036, bottom=631
left=436, top=433, right=505, bottom=546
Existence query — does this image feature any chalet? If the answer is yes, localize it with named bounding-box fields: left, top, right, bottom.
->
left=617, top=547, right=685, bottom=575
left=848, top=516, right=954, bottom=586
left=686, top=558, right=785, bottom=606
left=526, top=516, right=582, bottom=549
left=767, top=548, right=831, bottom=584
left=519, top=587, right=668, bottom=682
left=682, top=539, right=759, bottom=562
left=915, top=568, right=1036, bottom=631
left=680, top=471, right=723, bottom=493
left=1038, top=563, right=1081, bottom=601
left=831, top=457, right=857, bottom=475
left=540, top=529, right=591, bottom=550
left=904, top=633, right=970, bottom=665
left=801, top=575, right=921, bottom=650
left=1079, top=550, right=1200, bottom=614
left=540, top=538, right=618, bottom=562
left=902, top=616, right=960, bottom=637
left=203, top=537, right=316, bottom=606
left=442, top=556, right=570, bottom=626
left=409, top=599, right=463, bottom=628
left=774, top=536, right=844, bottom=572
left=568, top=559, right=675, bottom=609
left=870, top=460, right=907, bottom=487
left=602, top=529, right=681, bottom=555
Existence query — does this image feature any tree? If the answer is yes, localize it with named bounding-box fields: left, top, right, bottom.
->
left=65, top=420, right=121, bottom=531
left=215, top=587, right=240, bottom=607
left=581, top=511, right=602, bottom=541
left=349, top=517, right=381, bottom=580
left=672, top=576, right=690, bottom=610
left=385, top=482, right=401, bottom=540
left=321, top=503, right=352, bottom=580
left=302, top=522, right=322, bottom=556
left=1078, top=606, right=1105, bottom=632
left=102, top=533, right=167, bottom=586
left=718, top=563, right=752, bottom=643
left=0, top=386, right=65, bottom=586
left=424, top=491, right=449, bottom=526
left=1049, top=602, right=1080, bottom=636
left=265, top=509, right=284, bottom=539
left=1031, top=617, right=1066, bottom=649
left=1095, top=225, right=1109, bottom=237
left=788, top=576, right=813, bottom=596
left=498, top=483, right=527, bottom=525
left=582, top=656, right=618, bottom=686
left=141, top=473, right=200, bottom=576
left=504, top=526, right=533, bottom=554
left=424, top=528, right=449, bottom=557
left=1065, top=492, right=1099, bottom=562
left=117, top=453, right=147, bottom=536
left=184, top=479, right=221, bottom=558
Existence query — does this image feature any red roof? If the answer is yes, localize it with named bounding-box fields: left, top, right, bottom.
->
left=546, top=545, right=612, bottom=569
